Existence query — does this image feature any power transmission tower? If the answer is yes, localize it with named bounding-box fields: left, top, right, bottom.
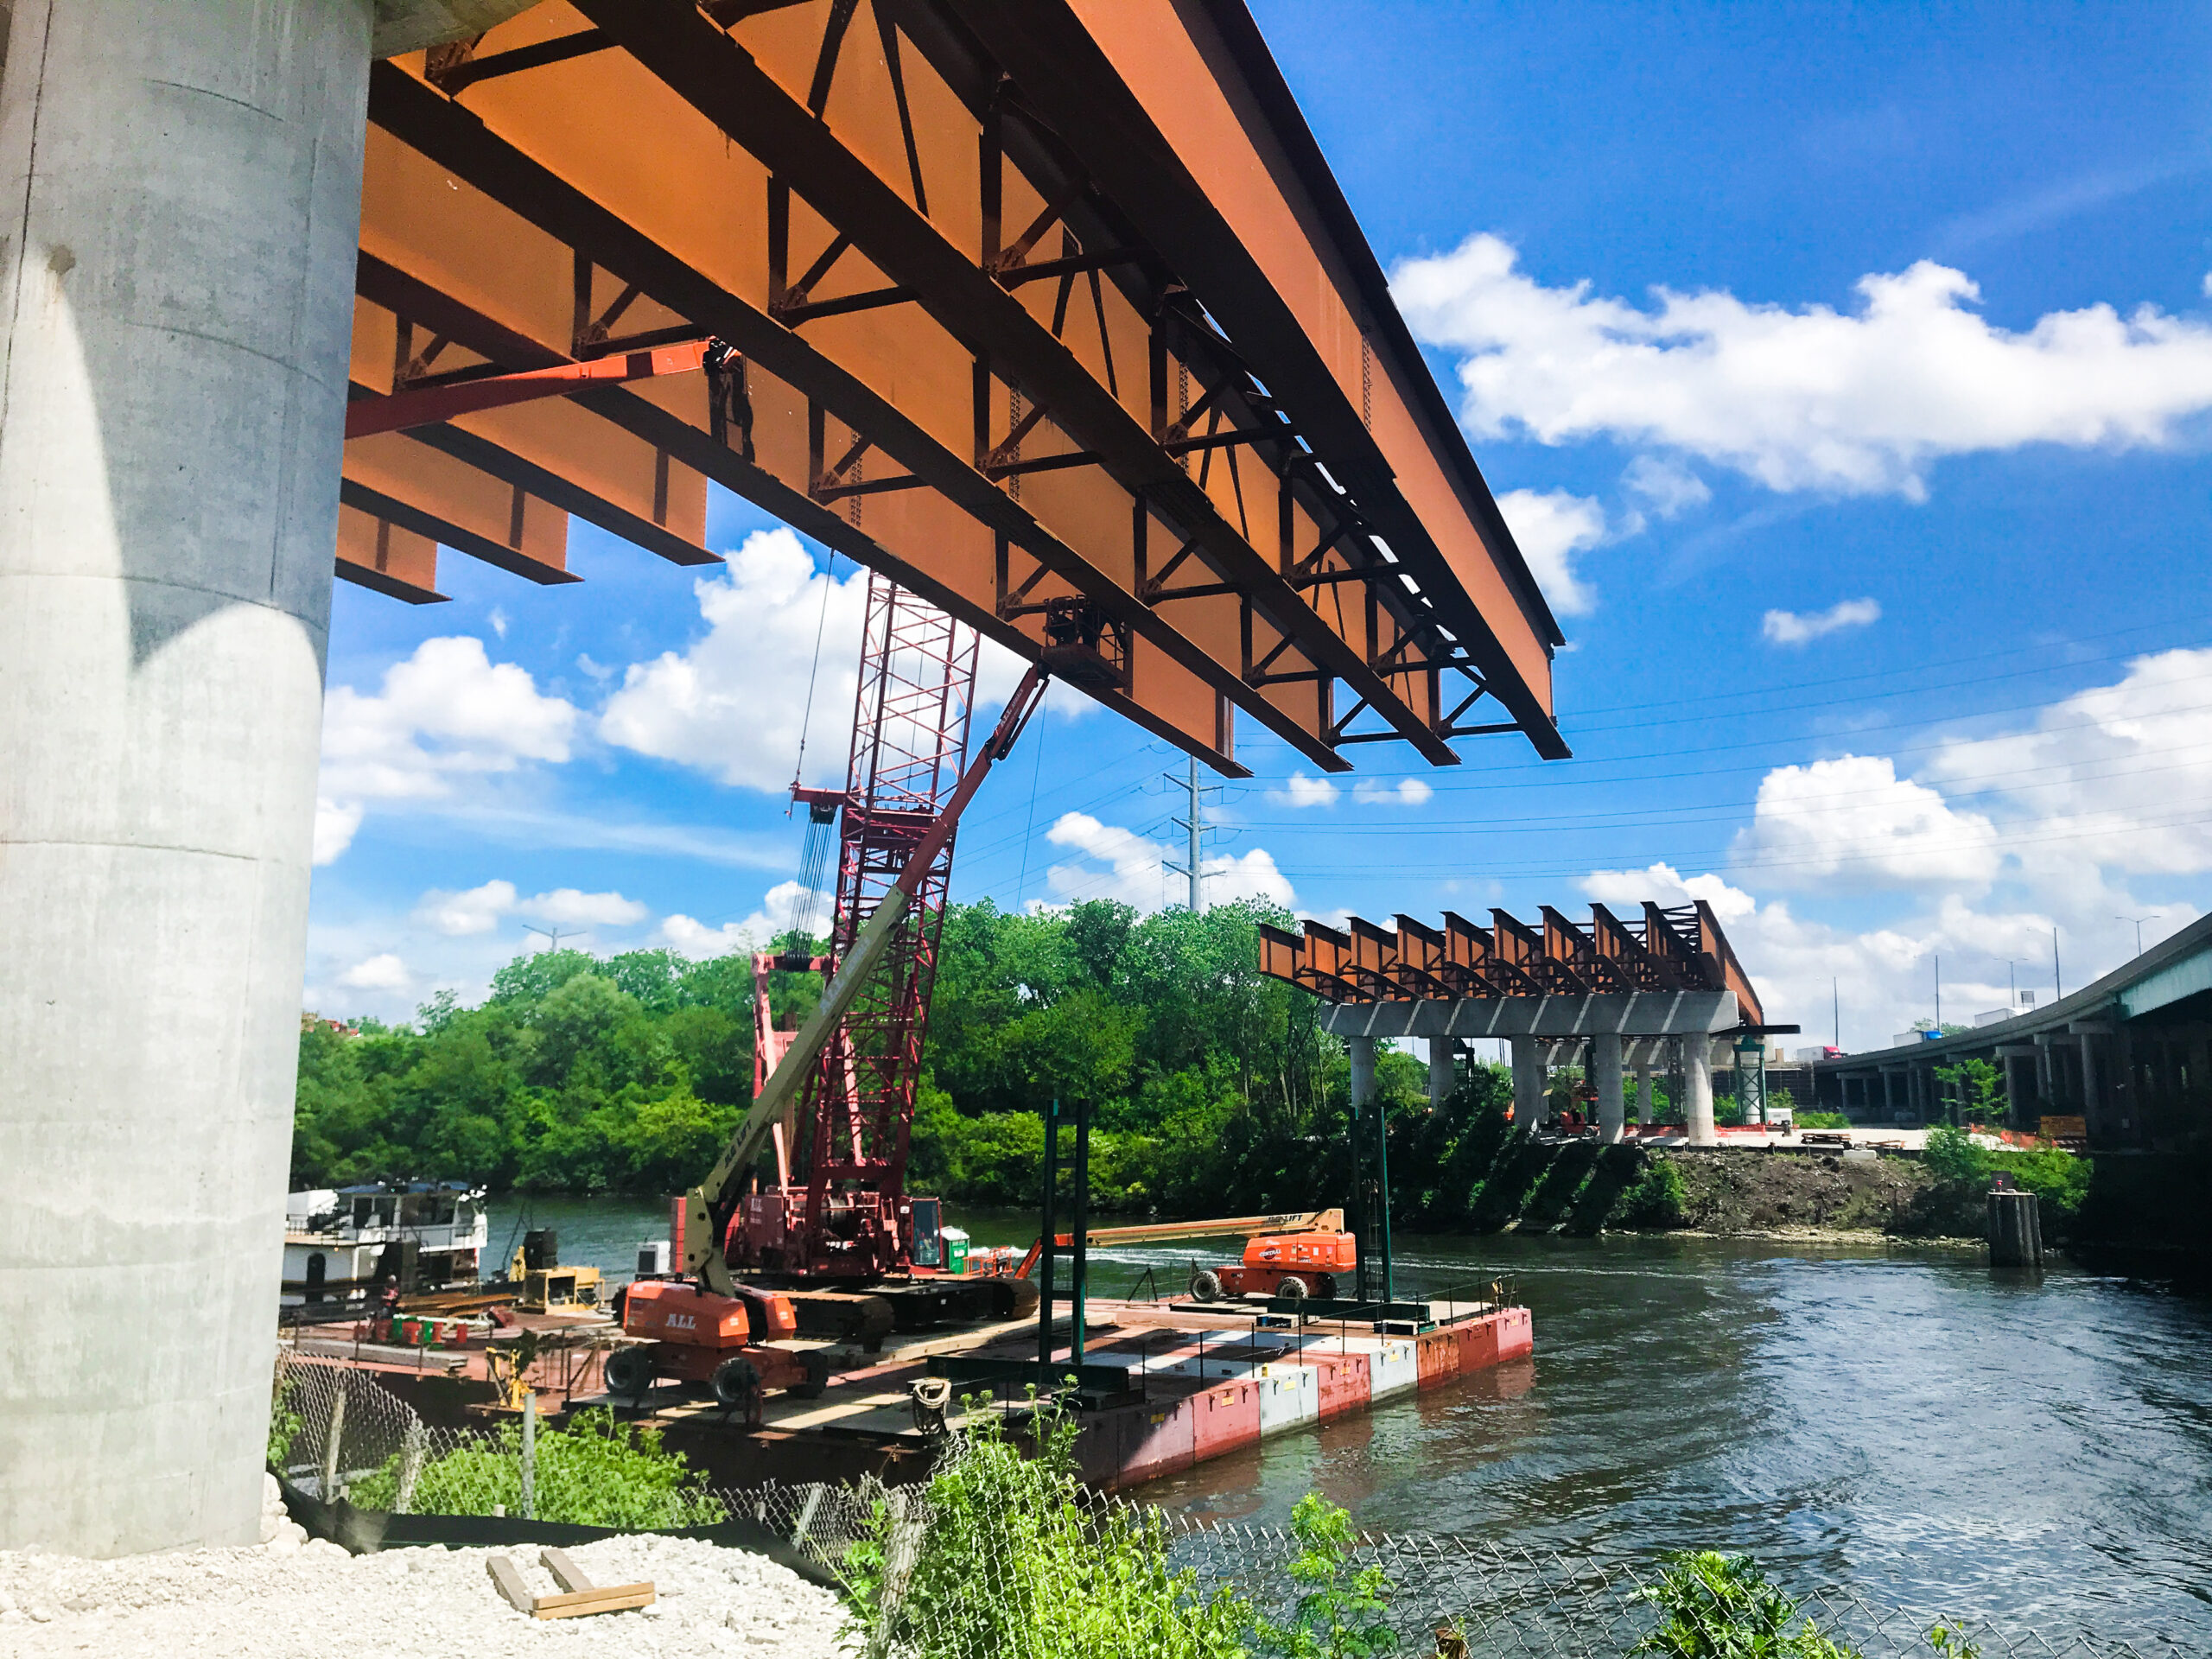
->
left=1162, top=756, right=1219, bottom=913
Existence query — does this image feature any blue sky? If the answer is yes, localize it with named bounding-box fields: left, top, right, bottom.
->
left=308, top=2, right=2212, bottom=1052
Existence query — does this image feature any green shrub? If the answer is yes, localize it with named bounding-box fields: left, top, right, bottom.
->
left=1634, top=1552, right=1862, bottom=1658
left=346, top=1408, right=725, bottom=1529
left=1796, top=1111, right=1850, bottom=1129
left=267, top=1372, right=305, bottom=1469
left=1919, top=1125, right=2090, bottom=1236
left=1250, top=1492, right=1398, bottom=1657
left=1617, top=1156, right=1688, bottom=1229
left=845, top=1400, right=1249, bottom=1658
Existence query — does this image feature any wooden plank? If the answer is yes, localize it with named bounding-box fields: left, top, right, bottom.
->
left=532, top=1582, right=658, bottom=1620
left=540, top=1548, right=594, bottom=1593
left=486, top=1554, right=536, bottom=1615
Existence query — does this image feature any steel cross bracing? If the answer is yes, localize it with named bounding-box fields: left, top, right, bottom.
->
left=775, top=575, right=977, bottom=1277
left=338, top=0, right=1569, bottom=776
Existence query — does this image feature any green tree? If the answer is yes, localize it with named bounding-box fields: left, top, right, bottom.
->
left=1934, top=1058, right=2005, bottom=1126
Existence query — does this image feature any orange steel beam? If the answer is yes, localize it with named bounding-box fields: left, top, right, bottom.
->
left=341, top=1, right=1567, bottom=775
left=363, top=62, right=1311, bottom=771
left=574, top=0, right=1460, bottom=767
left=344, top=338, right=713, bottom=438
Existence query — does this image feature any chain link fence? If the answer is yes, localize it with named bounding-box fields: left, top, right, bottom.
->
left=270, top=1355, right=2186, bottom=1659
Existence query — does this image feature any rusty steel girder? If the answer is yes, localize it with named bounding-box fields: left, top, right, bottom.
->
left=1259, top=903, right=1770, bottom=1026
left=340, top=0, right=1569, bottom=773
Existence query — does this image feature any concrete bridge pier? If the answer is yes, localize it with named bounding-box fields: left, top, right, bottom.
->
left=1511, top=1035, right=1546, bottom=1125
left=1684, top=1038, right=1717, bottom=1146
left=1593, top=1032, right=1625, bottom=1143
left=0, top=0, right=371, bottom=1560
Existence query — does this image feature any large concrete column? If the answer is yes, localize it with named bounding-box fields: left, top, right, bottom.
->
left=1510, top=1035, right=1544, bottom=1124
left=1593, top=1032, right=1625, bottom=1143
left=1683, top=1037, right=1717, bottom=1146
left=0, top=0, right=375, bottom=1557
left=1427, top=1037, right=1456, bottom=1109
left=2077, top=1034, right=2101, bottom=1135
left=1348, top=1034, right=1377, bottom=1115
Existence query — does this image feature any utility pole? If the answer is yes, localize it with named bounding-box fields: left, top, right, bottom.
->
left=2053, top=928, right=2063, bottom=1001
left=1934, top=954, right=1942, bottom=1030
left=1832, top=979, right=1840, bottom=1050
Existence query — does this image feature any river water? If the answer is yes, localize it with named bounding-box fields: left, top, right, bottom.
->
left=490, top=1198, right=2212, bottom=1647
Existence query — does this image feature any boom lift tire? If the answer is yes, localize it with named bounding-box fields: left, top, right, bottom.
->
left=711, top=1355, right=762, bottom=1412
left=791, top=1349, right=832, bottom=1400
left=1190, top=1268, right=1224, bottom=1303
left=1313, top=1274, right=1338, bottom=1301
left=604, top=1345, right=654, bottom=1402
left=987, top=1276, right=1040, bottom=1321
left=1275, top=1275, right=1310, bottom=1304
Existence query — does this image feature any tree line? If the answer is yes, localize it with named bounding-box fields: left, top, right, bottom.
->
left=292, top=898, right=1447, bottom=1213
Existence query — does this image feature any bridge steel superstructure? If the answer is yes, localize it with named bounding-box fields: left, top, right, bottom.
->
left=0, top=0, right=1570, bottom=1557
left=1261, top=902, right=1774, bottom=1157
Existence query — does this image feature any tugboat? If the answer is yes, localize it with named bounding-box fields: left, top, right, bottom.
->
left=280, top=1181, right=488, bottom=1307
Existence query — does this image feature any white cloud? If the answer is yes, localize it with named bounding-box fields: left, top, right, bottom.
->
left=1733, top=753, right=1999, bottom=888
left=657, top=881, right=833, bottom=959
left=1268, top=772, right=1340, bottom=809
left=313, top=798, right=364, bottom=866
left=1621, top=454, right=1711, bottom=518
left=1495, top=487, right=1607, bottom=616
left=1043, top=811, right=1294, bottom=912
left=414, top=879, right=519, bottom=937
left=336, top=952, right=412, bottom=992
left=1352, top=777, right=1434, bottom=806
left=1763, top=597, right=1882, bottom=646
left=1394, top=232, right=2212, bottom=498
left=488, top=606, right=509, bottom=639
left=524, top=888, right=649, bottom=930
left=1923, top=646, right=2212, bottom=877
left=315, top=637, right=578, bottom=862
left=600, top=528, right=1031, bottom=793
left=409, top=880, right=646, bottom=938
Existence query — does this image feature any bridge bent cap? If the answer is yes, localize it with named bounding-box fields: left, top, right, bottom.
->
left=340, top=0, right=1567, bottom=773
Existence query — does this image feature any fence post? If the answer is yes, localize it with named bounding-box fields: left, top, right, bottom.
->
left=519, top=1390, right=537, bottom=1521
left=865, top=1486, right=925, bottom=1659
left=392, top=1419, right=427, bottom=1515
left=319, top=1385, right=346, bottom=1503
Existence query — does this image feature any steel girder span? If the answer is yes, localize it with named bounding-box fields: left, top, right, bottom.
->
left=1261, top=902, right=1770, bottom=1028
left=338, top=0, right=1570, bottom=776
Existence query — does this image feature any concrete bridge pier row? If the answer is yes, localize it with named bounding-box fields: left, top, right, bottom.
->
left=0, top=0, right=520, bottom=1560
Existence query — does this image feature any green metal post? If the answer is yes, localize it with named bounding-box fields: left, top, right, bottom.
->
left=1376, top=1092, right=1395, bottom=1305
left=1071, top=1098, right=1089, bottom=1366
left=1037, top=1097, right=1058, bottom=1389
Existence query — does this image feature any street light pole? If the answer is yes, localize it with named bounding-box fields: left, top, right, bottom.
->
left=2115, top=914, right=2156, bottom=957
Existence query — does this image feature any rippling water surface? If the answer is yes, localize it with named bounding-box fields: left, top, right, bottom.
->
left=497, top=1198, right=2212, bottom=1645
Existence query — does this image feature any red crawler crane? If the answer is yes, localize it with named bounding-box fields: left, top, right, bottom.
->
left=654, top=579, right=1119, bottom=1353
left=740, top=575, right=980, bottom=1282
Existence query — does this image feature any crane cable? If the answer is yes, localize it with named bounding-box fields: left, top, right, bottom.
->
left=783, top=552, right=841, bottom=945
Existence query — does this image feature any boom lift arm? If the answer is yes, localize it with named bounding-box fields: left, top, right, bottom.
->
left=681, top=664, right=1051, bottom=1294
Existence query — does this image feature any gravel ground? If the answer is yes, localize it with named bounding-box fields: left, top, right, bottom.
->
left=0, top=1478, right=852, bottom=1657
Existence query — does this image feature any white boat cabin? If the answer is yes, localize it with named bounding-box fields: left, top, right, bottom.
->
left=282, top=1181, right=488, bottom=1306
